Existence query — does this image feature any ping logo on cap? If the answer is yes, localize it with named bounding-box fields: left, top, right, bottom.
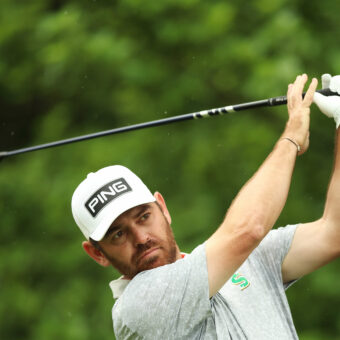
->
left=85, top=178, right=132, bottom=217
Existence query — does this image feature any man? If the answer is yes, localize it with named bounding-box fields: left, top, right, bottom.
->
left=71, top=74, right=340, bottom=339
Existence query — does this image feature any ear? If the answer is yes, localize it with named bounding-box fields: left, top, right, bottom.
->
left=82, top=241, right=111, bottom=267
left=154, top=191, right=172, bottom=225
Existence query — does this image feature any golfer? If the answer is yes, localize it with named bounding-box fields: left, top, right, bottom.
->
left=71, top=74, right=340, bottom=339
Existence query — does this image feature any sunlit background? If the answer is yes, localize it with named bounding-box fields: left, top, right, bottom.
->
left=1, top=0, right=340, bottom=339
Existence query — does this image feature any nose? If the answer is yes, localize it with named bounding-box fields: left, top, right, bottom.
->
left=131, top=226, right=150, bottom=246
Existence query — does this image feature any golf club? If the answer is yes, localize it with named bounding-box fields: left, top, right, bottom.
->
left=0, top=88, right=338, bottom=161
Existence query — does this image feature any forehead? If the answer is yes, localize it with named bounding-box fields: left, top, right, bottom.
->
left=112, top=203, right=154, bottom=225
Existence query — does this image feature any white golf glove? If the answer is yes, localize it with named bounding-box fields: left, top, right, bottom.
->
left=313, top=74, right=340, bottom=128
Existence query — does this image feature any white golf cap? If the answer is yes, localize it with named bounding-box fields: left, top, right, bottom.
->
left=71, top=165, right=156, bottom=241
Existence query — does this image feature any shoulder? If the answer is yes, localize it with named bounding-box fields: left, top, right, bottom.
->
left=113, top=244, right=211, bottom=339
left=116, top=243, right=208, bottom=312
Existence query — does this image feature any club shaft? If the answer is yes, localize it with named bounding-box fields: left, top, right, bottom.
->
left=0, top=88, right=337, bottom=160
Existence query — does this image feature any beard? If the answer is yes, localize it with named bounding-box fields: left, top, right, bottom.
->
left=103, top=214, right=179, bottom=279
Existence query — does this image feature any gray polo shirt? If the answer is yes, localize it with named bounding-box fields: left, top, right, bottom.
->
left=111, top=224, right=299, bottom=339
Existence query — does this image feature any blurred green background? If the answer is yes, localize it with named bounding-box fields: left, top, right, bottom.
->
left=1, top=0, right=340, bottom=339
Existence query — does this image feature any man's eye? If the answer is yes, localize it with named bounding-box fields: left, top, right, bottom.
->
left=113, top=230, right=124, bottom=239
left=140, top=213, right=150, bottom=221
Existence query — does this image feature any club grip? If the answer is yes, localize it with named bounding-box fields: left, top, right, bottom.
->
left=318, top=88, right=338, bottom=96
left=268, top=88, right=338, bottom=106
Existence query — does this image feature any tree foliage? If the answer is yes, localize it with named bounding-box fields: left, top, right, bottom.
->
left=0, top=0, right=340, bottom=339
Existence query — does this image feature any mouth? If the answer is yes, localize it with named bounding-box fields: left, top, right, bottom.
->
left=138, top=247, right=160, bottom=263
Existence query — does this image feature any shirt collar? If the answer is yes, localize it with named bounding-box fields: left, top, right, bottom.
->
left=109, top=253, right=186, bottom=299
left=109, top=276, right=130, bottom=299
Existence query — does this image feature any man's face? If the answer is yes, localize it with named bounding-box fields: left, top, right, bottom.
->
left=97, top=202, right=180, bottom=279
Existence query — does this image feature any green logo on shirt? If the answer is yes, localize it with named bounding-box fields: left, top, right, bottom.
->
left=231, top=273, right=250, bottom=290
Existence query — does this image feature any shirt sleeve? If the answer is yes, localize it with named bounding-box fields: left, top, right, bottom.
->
left=112, top=243, right=212, bottom=340
left=253, top=224, right=299, bottom=290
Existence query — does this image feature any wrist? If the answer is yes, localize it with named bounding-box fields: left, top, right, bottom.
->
left=282, top=124, right=308, bottom=155
left=279, top=135, right=307, bottom=156
left=280, top=137, right=301, bottom=154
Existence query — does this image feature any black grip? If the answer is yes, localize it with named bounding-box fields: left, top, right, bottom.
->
left=318, top=88, right=338, bottom=96
left=268, top=88, right=338, bottom=106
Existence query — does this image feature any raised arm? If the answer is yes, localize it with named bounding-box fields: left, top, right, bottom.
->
left=322, top=130, right=340, bottom=226
left=206, top=74, right=317, bottom=296
left=282, top=74, right=340, bottom=283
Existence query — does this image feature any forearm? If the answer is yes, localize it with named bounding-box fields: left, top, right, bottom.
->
left=224, top=138, right=297, bottom=237
left=222, top=74, right=316, bottom=239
